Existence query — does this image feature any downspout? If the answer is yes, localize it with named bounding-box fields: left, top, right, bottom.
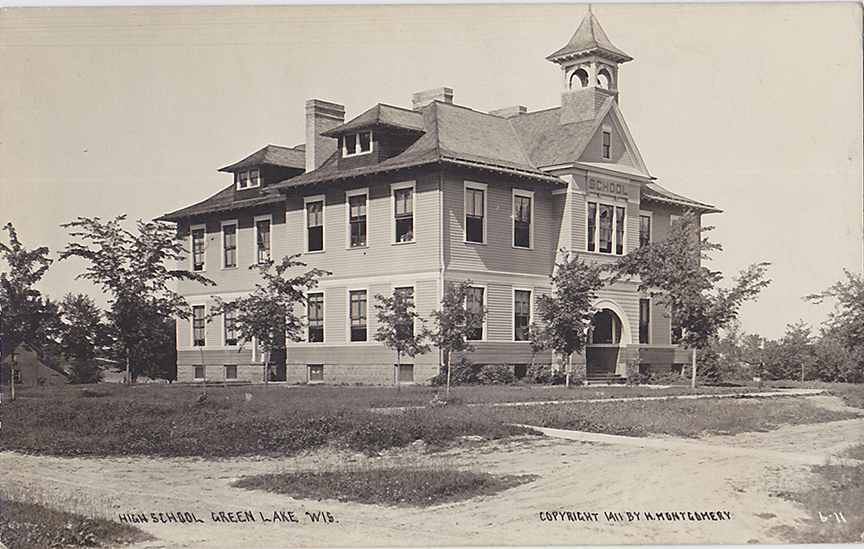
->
left=438, top=169, right=445, bottom=374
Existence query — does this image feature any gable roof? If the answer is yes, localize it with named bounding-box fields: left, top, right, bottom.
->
left=159, top=184, right=284, bottom=222
left=547, top=8, right=632, bottom=64
left=642, top=181, right=721, bottom=214
left=322, top=103, right=425, bottom=136
left=218, top=144, right=305, bottom=172
left=275, top=101, right=565, bottom=190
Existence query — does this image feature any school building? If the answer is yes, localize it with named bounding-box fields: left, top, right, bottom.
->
left=162, top=9, right=718, bottom=385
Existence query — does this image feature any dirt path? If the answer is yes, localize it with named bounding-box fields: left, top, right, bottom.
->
left=3, top=403, right=861, bottom=548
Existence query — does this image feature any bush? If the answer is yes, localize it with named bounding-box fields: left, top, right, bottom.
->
left=429, top=357, right=478, bottom=386
left=475, top=364, right=516, bottom=385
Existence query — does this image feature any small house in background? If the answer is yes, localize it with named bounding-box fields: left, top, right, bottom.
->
left=0, top=343, right=69, bottom=387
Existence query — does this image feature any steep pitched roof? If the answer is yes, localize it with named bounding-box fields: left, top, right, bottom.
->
left=642, top=182, right=721, bottom=214
left=218, top=144, right=305, bottom=172
left=275, top=101, right=563, bottom=190
left=508, top=106, right=598, bottom=168
left=547, top=8, right=632, bottom=64
left=159, top=184, right=284, bottom=222
left=322, top=103, right=425, bottom=136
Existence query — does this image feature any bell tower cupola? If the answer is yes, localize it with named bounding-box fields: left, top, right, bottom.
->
left=548, top=7, right=631, bottom=122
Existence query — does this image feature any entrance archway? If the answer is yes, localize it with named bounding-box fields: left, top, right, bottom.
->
left=586, top=305, right=630, bottom=379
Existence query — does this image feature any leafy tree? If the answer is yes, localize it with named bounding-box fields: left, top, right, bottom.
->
left=212, top=255, right=329, bottom=383
left=811, top=330, right=860, bottom=383
left=60, top=215, right=213, bottom=383
left=374, top=289, right=430, bottom=389
left=429, top=281, right=485, bottom=399
left=806, top=269, right=864, bottom=379
left=615, top=211, right=771, bottom=386
left=529, top=252, right=604, bottom=387
left=0, top=223, right=56, bottom=365
left=58, top=293, right=108, bottom=384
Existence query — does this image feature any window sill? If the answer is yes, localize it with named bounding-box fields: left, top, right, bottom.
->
left=464, top=240, right=486, bottom=246
left=222, top=266, right=239, bottom=270
left=342, top=150, right=373, bottom=159
left=512, top=245, right=533, bottom=251
left=392, top=240, right=416, bottom=246
left=347, top=245, right=369, bottom=250
left=304, top=250, right=325, bottom=255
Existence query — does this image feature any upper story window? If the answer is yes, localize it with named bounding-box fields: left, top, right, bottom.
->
left=307, top=292, right=324, bottom=343
left=255, top=218, right=271, bottom=264
left=587, top=202, right=625, bottom=255
left=342, top=131, right=373, bottom=157
left=349, top=290, right=367, bottom=342
left=602, top=131, right=611, bottom=159
left=191, top=226, right=205, bottom=272
left=347, top=191, right=367, bottom=248
left=466, top=286, right=484, bottom=341
left=393, top=184, right=414, bottom=243
left=514, top=290, right=531, bottom=341
left=236, top=169, right=260, bottom=190
left=224, top=309, right=238, bottom=346
left=639, top=214, right=651, bottom=248
left=305, top=196, right=324, bottom=252
left=222, top=222, right=237, bottom=268
left=193, top=305, right=206, bottom=347
left=513, top=191, right=533, bottom=249
left=465, top=183, right=486, bottom=244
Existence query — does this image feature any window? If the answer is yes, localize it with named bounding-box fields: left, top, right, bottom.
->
left=393, top=185, right=414, bottom=243
left=395, top=287, right=415, bottom=339
left=397, top=364, right=414, bottom=383
left=255, top=218, right=271, bottom=264
left=222, top=223, right=237, bottom=267
left=306, top=197, right=324, bottom=252
left=348, top=191, right=367, bottom=248
left=465, top=185, right=485, bottom=243
left=349, top=290, right=367, bottom=342
left=193, top=306, right=205, bottom=347
left=466, top=286, right=484, bottom=341
left=224, top=309, right=238, bottom=346
left=639, top=299, right=650, bottom=344
left=514, top=290, right=531, bottom=341
left=602, top=131, right=611, bottom=159
left=639, top=215, right=651, bottom=248
left=308, top=364, right=324, bottom=382
left=307, top=292, right=324, bottom=343
left=236, top=169, right=260, bottom=190
left=193, top=365, right=205, bottom=380
left=342, top=131, right=372, bottom=157
left=224, top=365, right=238, bottom=380
left=513, top=191, right=532, bottom=248
left=12, top=369, right=21, bottom=384
left=191, top=226, right=205, bottom=271
left=587, top=202, right=625, bottom=255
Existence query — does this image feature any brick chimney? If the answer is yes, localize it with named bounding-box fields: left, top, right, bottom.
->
left=305, top=99, right=345, bottom=172
left=560, top=87, right=615, bottom=125
left=412, top=87, right=453, bottom=110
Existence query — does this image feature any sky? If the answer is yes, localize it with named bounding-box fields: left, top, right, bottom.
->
left=0, top=2, right=861, bottom=340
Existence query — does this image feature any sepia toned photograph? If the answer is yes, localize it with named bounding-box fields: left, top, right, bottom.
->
left=1, top=3, right=862, bottom=547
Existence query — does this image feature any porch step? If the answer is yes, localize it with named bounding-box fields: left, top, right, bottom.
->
left=585, top=372, right=626, bottom=385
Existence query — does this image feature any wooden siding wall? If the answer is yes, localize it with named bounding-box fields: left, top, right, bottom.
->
left=578, top=112, right=635, bottom=167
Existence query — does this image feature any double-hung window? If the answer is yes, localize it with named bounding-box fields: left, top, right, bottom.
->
left=587, top=202, right=625, bottom=255
left=465, top=184, right=486, bottom=243
left=513, top=191, right=532, bottom=248
left=193, top=306, right=206, bottom=347
left=639, top=299, right=650, bottom=344
left=255, top=218, right=271, bottom=264
left=191, top=226, right=205, bottom=271
left=466, top=286, right=484, bottom=341
left=393, top=184, right=414, bottom=243
left=639, top=214, right=651, bottom=248
left=222, top=222, right=237, bottom=268
left=307, top=292, right=324, bottom=343
left=306, top=197, right=324, bottom=252
left=224, top=309, right=238, bottom=346
left=349, top=290, right=367, bottom=342
left=514, top=290, right=531, bottom=341
left=347, top=191, right=367, bottom=248
left=394, top=287, right=415, bottom=339
left=602, top=131, right=611, bottom=159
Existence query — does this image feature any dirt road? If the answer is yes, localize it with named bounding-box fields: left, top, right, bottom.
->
left=2, top=396, right=862, bottom=547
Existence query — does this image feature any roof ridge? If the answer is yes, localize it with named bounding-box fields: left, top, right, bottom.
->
left=507, top=114, right=540, bottom=172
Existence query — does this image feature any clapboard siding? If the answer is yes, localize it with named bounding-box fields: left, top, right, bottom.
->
left=453, top=342, right=552, bottom=365
left=651, top=299, right=672, bottom=345
left=443, top=173, right=557, bottom=277
left=578, top=112, right=635, bottom=168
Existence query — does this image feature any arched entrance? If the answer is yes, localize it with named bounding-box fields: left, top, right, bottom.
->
left=586, top=307, right=628, bottom=381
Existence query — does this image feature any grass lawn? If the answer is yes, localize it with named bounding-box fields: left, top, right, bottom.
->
left=2, top=383, right=857, bottom=458
left=233, top=465, right=535, bottom=507
left=0, top=498, right=149, bottom=549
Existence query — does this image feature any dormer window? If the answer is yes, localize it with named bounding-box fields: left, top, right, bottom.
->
left=342, top=132, right=373, bottom=157
left=236, top=169, right=260, bottom=190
